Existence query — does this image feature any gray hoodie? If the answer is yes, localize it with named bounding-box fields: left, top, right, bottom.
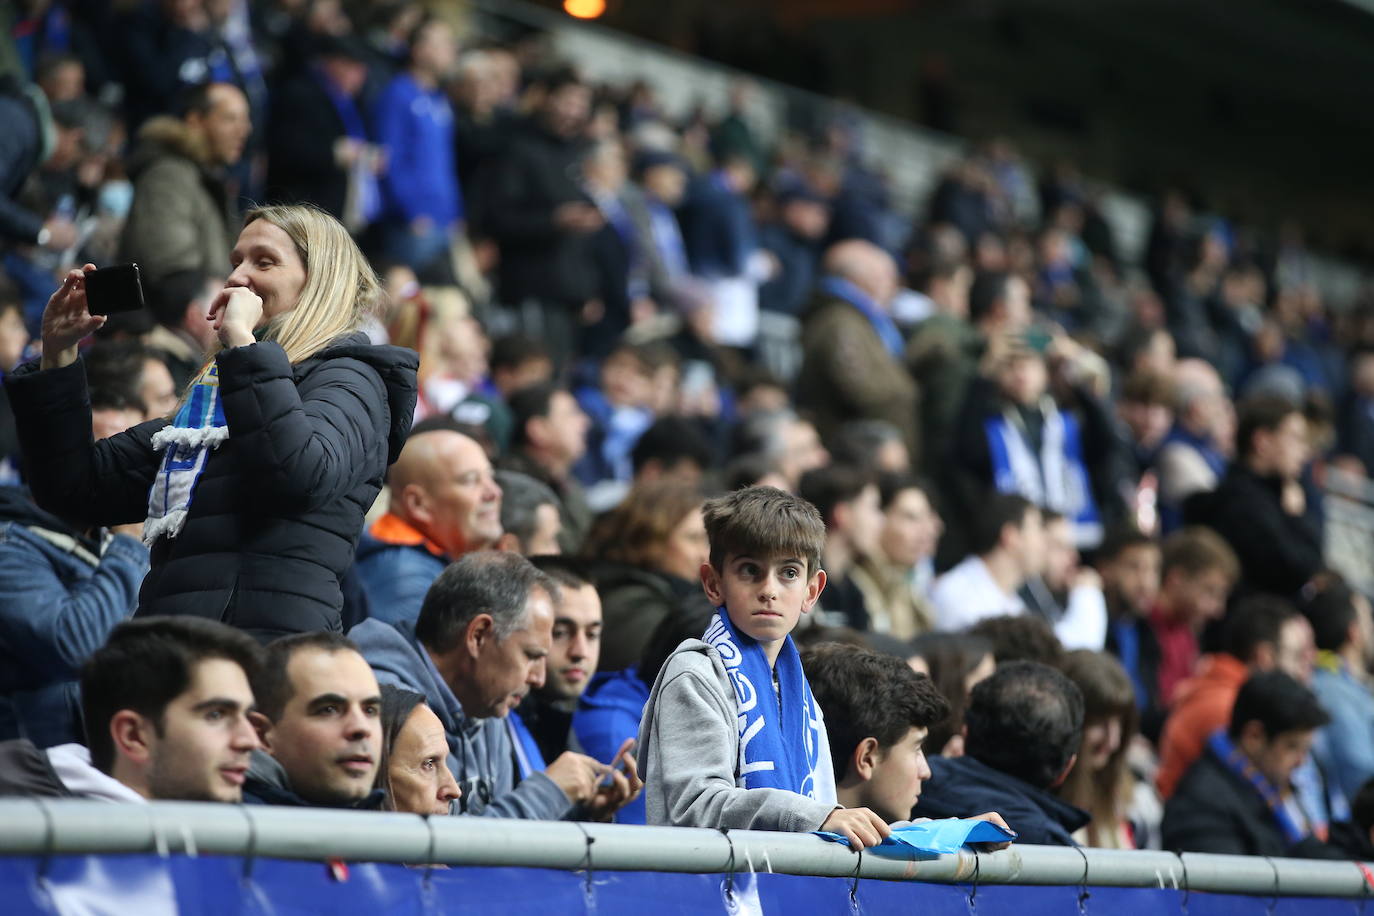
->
left=351, top=618, right=572, bottom=820
left=637, top=638, right=838, bottom=832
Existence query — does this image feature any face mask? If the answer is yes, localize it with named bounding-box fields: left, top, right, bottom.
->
left=98, top=179, right=134, bottom=219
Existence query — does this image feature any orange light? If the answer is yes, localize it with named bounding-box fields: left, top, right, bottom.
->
left=564, top=0, right=605, bottom=18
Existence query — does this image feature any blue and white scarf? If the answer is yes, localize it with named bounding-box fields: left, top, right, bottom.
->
left=703, top=608, right=828, bottom=798
left=143, top=365, right=229, bottom=545
left=984, top=399, right=1103, bottom=549
left=1208, top=730, right=1306, bottom=846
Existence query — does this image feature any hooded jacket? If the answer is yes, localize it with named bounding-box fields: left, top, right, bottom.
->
left=350, top=617, right=572, bottom=820
left=0, top=486, right=148, bottom=747
left=637, top=637, right=838, bottom=832
left=912, top=754, right=1089, bottom=847
left=118, top=115, right=235, bottom=287
left=5, top=333, right=418, bottom=639
left=243, top=749, right=385, bottom=809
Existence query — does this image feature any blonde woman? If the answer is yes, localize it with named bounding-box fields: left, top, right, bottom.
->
left=6, top=205, right=419, bottom=639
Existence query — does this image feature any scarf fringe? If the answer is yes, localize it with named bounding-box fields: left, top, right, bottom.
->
left=142, top=508, right=189, bottom=546
left=150, top=425, right=230, bottom=453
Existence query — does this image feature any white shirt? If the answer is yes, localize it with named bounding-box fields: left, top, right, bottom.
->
left=930, top=555, right=1026, bottom=632
left=45, top=743, right=147, bottom=803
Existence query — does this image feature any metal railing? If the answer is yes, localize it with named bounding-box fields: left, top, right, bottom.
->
left=1, top=800, right=1371, bottom=899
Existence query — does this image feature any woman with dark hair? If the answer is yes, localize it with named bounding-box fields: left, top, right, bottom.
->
left=375, top=683, right=461, bottom=815
left=1058, top=649, right=1160, bottom=848
left=580, top=480, right=714, bottom=671
left=908, top=632, right=995, bottom=758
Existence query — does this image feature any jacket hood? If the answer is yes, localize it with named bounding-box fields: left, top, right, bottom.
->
left=127, top=116, right=215, bottom=177
left=304, top=333, right=419, bottom=465
left=0, top=485, right=68, bottom=530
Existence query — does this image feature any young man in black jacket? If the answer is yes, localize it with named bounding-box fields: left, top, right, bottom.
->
left=1163, top=670, right=1341, bottom=858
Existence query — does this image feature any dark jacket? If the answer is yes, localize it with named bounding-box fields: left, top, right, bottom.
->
left=265, top=69, right=360, bottom=219
left=590, top=561, right=712, bottom=673
left=0, top=738, right=73, bottom=798
left=679, top=171, right=755, bottom=279
left=5, top=333, right=418, bottom=640
left=242, top=749, right=384, bottom=809
left=911, top=754, right=1089, bottom=847
left=1183, top=466, right=1324, bottom=600
left=1162, top=746, right=1342, bottom=859
left=480, top=116, right=595, bottom=307
left=0, top=82, right=47, bottom=244
left=0, top=487, right=148, bottom=747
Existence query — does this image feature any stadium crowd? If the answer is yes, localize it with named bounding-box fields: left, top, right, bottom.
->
left=2, top=0, right=1374, bottom=865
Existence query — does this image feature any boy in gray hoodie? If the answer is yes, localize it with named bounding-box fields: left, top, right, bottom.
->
left=637, top=486, right=891, bottom=848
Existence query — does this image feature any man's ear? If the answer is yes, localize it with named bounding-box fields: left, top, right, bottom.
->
left=1238, top=720, right=1267, bottom=755
left=109, top=710, right=154, bottom=767
left=1050, top=753, right=1078, bottom=789
left=700, top=562, right=724, bottom=606
left=851, top=736, right=881, bottom=782
left=801, top=569, right=828, bottom=614
left=526, top=415, right=550, bottom=449
left=398, top=483, right=431, bottom=527
left=248, top=711, right=273, bottom=752
left=466, top=613, right=496, bottom=657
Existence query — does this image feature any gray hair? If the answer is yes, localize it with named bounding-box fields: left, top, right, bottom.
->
left=734, top=408, right=799, bottom=461
left=415, top=551, right=560, bottom=653
left=495, top=470, right=562, bottom=552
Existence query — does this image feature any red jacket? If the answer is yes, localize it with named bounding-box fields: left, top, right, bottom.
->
left=1156, top=653, right=1249, bottom=798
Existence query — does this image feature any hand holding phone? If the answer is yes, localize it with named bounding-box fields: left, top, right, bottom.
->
left=40, top=263, right=104, bottom=370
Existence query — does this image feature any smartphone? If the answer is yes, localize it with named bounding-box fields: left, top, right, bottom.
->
left=600, top=739, right=637, bottom=787
left=84, top=263, right=146, bottom=315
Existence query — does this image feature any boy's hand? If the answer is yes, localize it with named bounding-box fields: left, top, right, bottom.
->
left=821, top=807, right=891, bottom=850
left=967, top=811, right=1013, bottom=850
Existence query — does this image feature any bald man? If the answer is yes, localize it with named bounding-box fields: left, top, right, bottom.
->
left=1155, top=359, right=1233, bottom=532
left=352, top=430, right=504, bottom=626
left=795, top=239, right=919, bottom=461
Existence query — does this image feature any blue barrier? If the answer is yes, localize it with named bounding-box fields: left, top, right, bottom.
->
left=0, top=854, right=1360, bottom=916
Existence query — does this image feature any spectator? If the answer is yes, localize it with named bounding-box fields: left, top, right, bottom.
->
left=1162, top=671, right=1338, bottom=858
left=0, top=74, right=77, bottom=251
left=374, top=684, right=461, bottom=815
left=929, top=493, right=1045, bottom=632
left=580, top=481, right=712, bottom=672
left=85, top=339, right=178, bottom=421
left=373, top=16, right=460, bottom=279
left=487, top=335, right=553, bottom=401
left=1328, top=778, right=1374, bottom=862
left=1150, top=527, right=1239, bottom=707
left=353, top=429, right=502, bottom=627
left=731, top=408, right=830, bottom=492
left=637, top=487, right=890, bottom=848
left=1116, top=369, right=1175, bottom=477
left=1019, top=510, right=1108, bottom=650
left=912, top=661, right=1088, bottom=846
left=1057, top=650, right=1155, bottom=849
left=1155, top=359, right=1231, bottom=532
left=449, top=49, right=515, bottom=212
left=0, top=617, right=261, bottom=802
left=827, top=420, right=911, bottom=476
left=0, top=297, right=27, bottom=484
left=244, top=632, right=385, bottom=809
left=1336, top=349, right=1374, bottom=474
left=1185, top=395, right=1323, bottom=600
left=352, top=551, right=639, bottom=820
left=1304, top=582, right=1374, bottom=800
left=1096, top=527, right=1163, bottom=732
left=267, top=34, right=383, bottom=229
left=1156, top=596, right=1314, bottom=799
left=143, top=270, right=220, bottom=390
left=7, top=204, right=420, bottom=639
left=850, top=474, right=941, bottom=640
left=804, top=642, right=948, bottom=823
left=482, top=68, right=598, bottom=369
left=907, top=631, right=996, bottom=757
left=501, top=382, right=592, bottom=552
left=514, top=557, right=604, bottom=765
left=574, top=600, right=717, bottom=825
left=624, top=149, right=692, bottom=311
left=969, top=615, right=1067, bottom=669
left=678, top=151, right=766, bottom=349
left=572, top=342, right=657, bottom=493
left=799, top=464, right=885, bottom=632
left=494, top=470, right=562, bottom=557
left=631, top=416, right=715, bottom=489
left=758, top=183, right=830, bottom=319
left=119, top=82, right=251, bottom=288
left=796, top=240, right=918, bottom=460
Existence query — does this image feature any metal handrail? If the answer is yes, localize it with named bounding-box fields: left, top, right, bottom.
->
left=0, top=800, right=1370, bottom=899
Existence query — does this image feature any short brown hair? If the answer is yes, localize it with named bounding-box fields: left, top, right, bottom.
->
left=1161, top=525, right=1240, bottom=583
left=703, top=486, right=825, bottom=575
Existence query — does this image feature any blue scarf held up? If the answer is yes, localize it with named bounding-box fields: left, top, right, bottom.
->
left=820, top=275, right=905, bottom=358
left=703, top=607, right=826, bottom=798
left=143, top=363, right=229, bottom=544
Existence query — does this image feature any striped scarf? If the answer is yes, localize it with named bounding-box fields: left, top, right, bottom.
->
left=143, top=364, right=229, bottom=544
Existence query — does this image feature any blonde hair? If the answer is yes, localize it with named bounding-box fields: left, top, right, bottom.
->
left=245, top=204, right=382, bottom=363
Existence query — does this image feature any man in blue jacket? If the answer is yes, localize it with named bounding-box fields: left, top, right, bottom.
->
left=373, top=15, right=461, bottom=279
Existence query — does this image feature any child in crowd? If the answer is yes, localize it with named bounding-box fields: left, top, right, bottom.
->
left=638, top=486, right=890, bottom=848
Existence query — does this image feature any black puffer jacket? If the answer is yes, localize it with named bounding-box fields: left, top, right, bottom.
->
left=5, top=333, right=418, bottom=640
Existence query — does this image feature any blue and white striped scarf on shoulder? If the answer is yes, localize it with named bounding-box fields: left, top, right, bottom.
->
left=142, top=364, right=229, bottom=545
